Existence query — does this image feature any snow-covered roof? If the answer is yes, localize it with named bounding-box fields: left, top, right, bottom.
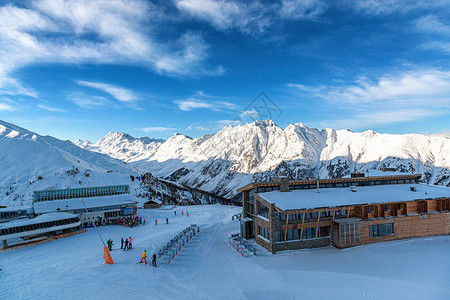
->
left=34, top=194, right=139, bottom=214
left=258, top=184, right=450, bottom=211
left=0, top=212, right=78, bottom=229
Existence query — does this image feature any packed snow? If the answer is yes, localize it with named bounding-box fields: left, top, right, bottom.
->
left=1, top=205, right=449, bottom=299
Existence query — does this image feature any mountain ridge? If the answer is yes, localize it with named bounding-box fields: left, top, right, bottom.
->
left=75, top=120, right=450, bottom=198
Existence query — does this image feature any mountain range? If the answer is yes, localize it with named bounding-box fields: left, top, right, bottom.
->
left=75, top=120, right=450, bottom=199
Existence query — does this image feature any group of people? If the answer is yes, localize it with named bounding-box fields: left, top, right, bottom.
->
left=140, top=250, right=157, bottom=267
left=121, top=237, right=133, bottom=250
left=81, top=216, right=145, bottom=229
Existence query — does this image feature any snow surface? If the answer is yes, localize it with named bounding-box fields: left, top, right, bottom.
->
left=33, top=195, right=140, bottom=214
left=1, top=205, right=449, bottom=299
left=0, top=120, right=147, bottom=207
left=259, top=184, right=450, bottom=210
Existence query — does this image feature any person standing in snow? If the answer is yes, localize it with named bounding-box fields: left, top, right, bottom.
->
left=155, top=219, right=157, bottom=225
left=128, top=237, right=133, bottom=250
left=152, top=254, right=157, bottom=267
left=121, top=237, right=124, bottom=249
left=124, top=238, right=129, bottom=251
left=166, top=218, right=168, bottom=224
left=174, top=211, right=176, bottom=216
left=143, top=219, right=146, bottom=225
left=140, top=250, right=147, bottom=264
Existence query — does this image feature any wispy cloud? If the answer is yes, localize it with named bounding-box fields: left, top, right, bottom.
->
left=37, top=104, right=66, bottom=112
left=0, top=102, right=15, bottom=111
left=175, top=91, right=239, bottom=111
left=77, top=81, right=137, bottom=103
left=67, top=93, right=112, bottom=109
left=174, top=0, right=326, bottom=35
left=343, top=0, right=449, bottom=16
left=141, top=126, right=177, bottom=132
left=289, top=69, right=450, bottom=129
left=0, top=0, right=219, bottom=97
left=414, top=15, right=450, bottom=54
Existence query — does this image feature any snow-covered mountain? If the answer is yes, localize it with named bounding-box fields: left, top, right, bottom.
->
left=75, top=120, right=450, bottom=198
left=0, top=120, right=147, bottom=207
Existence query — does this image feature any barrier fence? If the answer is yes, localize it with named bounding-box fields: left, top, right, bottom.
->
left=156, top=224, right=200, bottom=265
left=228, top=233, right=256, bottom=257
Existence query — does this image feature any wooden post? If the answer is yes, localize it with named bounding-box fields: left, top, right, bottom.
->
left=315, top=212, right=320, bottom=238
left=347, top=208, right=350, bottom=218
left=300, top=212, right=305, bottom=240
left=284, top=213, right=289, bottom=242
left=332, top=209, right=336, bottom=221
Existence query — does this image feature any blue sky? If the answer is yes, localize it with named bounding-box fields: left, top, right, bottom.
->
left=0, top=0, right=449, bottom=142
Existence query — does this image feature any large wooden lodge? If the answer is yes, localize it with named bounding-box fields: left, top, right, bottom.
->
left=237, top=172, right=450, bottom=253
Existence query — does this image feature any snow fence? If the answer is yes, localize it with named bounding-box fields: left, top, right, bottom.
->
left=228, top=233, right=256, bottom=257
left=157, top=224, right=199, bottom=264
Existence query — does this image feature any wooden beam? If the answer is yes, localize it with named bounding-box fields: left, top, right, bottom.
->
left=332, top=209, right=336, bottom=221
left=347, top=208, right=350, bottom=218
left=284, top=213, right=289, bottom=242
left=300, top=212, right=305, bottom=240
left=315, top=212, right=320, bottom=238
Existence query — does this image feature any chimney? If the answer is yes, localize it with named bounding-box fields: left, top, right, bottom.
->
left=274, top=176, right=290, bottom=192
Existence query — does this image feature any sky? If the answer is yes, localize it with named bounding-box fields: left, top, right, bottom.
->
left=0, top=0, right=449, bottom=142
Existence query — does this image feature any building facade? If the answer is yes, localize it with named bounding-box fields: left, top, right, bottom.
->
left=33, top=185, right=138, bottom=223
left=237, top=173, right=449, bottom=253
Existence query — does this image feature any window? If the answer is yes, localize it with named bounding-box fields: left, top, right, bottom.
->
left=318, top=226, right=330, bottom=237
left=339, top=222, right=361, bottom=244
left=258, top=203, right=269, bottom=219
left=258, top=226, right=270, bottom=240
left=367, top=206, right=374, bottom=213
left=301, top=227, right=316, bottom=240
left=369, top=223, right=394, bottom=237
left=396, top=203, right=403, bottom=211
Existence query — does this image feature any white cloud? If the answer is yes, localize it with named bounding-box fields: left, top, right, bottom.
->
left=217, top=119, right=241, bottom=127
left=240, top=109, right=259, bottom=118
left=174, top=0, right=326, bottom=34
left=343, top=0, right=449, bottom=16
left=415, top=15, right=450, bottom=55
left=289, top=69, right=450, bottom=129
left=0, top=102, right=15, bottom=111
left=0, top=0, right=217, bottom=97
left=175, top=91, right=239, bottom=111
left=187, top=125, right=210, bottom=131
left=141, top=126, right=177, bottom=132
left=77, top=81, right=137, bottom=103
left=67, top=93, right=112, bottom=109
left=37, top=104, right=66, bottom=112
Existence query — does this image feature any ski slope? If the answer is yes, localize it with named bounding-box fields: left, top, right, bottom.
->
left=1, top=205, right=449, bottom=299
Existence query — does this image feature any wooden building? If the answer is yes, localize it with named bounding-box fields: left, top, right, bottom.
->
left=237, top=173, right=449, bottom=253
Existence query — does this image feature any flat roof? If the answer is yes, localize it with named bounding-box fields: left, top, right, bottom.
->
left=34, top=194, right=138, bottom=214
left=258, top=183, right=450, bottom=211
left=236, top=173, right=421, bottom=192
left=0, top=212, right=78, bottom=229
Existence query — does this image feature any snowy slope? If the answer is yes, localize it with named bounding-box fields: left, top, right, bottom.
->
left=0, top=120, right=146, bottom=207
left=75, top=120, right=450, bottom=198
left=1, top=205, right=449, bottom=299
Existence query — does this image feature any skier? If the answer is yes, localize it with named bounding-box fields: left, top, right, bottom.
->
left=166, top=218, right=168, bottom=224
left=140, top=250, right=147, bottom=264
left=124, top=238, right=129, bottom=251
left=143, top=219, right=146, bottom=225
left=155, top=219, right=157, bottom=225
left=182, top=211, right=184, bottom=216
left=174, top=211, right=176, bottom=216
left=152, top=254, right=157, bottom=267
left=128, top=237, right=133, bottom=250
left=121, top=237, right=124, bottom=249
left=107, top=239, right=113, bottom=251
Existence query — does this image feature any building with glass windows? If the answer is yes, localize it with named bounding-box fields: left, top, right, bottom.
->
left=32, top=185, right=138, bottom=223
left=237, top=173, right=449, bottom=253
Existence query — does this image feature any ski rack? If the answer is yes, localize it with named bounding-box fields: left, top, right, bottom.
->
left=156, top=224, right=200, bottom=265
left=231, top=213, right=242, bottom=221
left=228, top=233, right=256, bottom=257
